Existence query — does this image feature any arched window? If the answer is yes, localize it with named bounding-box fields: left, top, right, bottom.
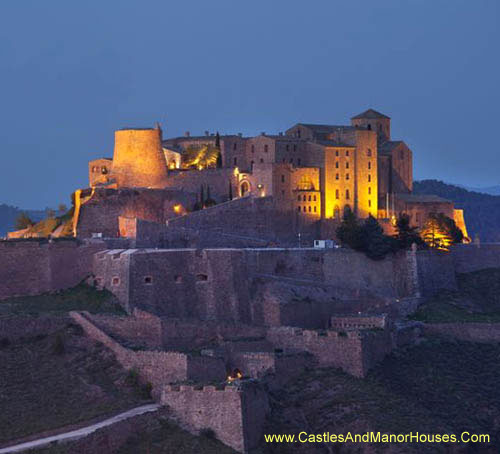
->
left=335, top=162, right=339, bottom=169
left=346, top=162, right=349, bottom=169
left=368, top=161, right=371, bottom=170
left=367, top=124, right=372, bottom=130
left=264, top=144, right=268, bottom=153
left=298, top=175, right=314, bottom=190
left=251, top=145, right=255, bottom=153
left=368, top=187, right=371, bottom=194
left=334, top=205, right=340, bottom=218
left=233, top=143, right=237, bottom=150
left=303, top=195, right=307, bottom=201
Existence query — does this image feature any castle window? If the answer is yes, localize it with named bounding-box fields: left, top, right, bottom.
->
left=346, top=162, right=349, bottom=169
left=367, top=124, right=372, bottom=130
left=233, top=157, right=237, bottom=166
left=335, top=173, right=339, bottom=180
left=286, top=144, right=290, bottom=151
left=368, top=187, right=371, bottom=194
left=303, top=195, right=307, bottom=201
left=368, top=161, right=371, bottom=170
left=368, top=174, right=371, bottom=182
left=112, top=277, right=120, bottom=286
left=335, top=161, right=339, bottom=169
left=251, top=145, right=255, bottom=153
left=297, top=130, right=301, bottom=138
left=174, top=275, right=183, bottom=284
left=335, top=189, right=339, bottom=199
left=144, top=276, right=153, bottom=285
left=346, top=173, right=350, bottom=180
left=298, top=158, right=301, bottom=165
left=196, top=274, right=208, bottom=282
left=281, top=175, right=285, bottom=183
left=346, top=189, right=350, bottom=199
left=293, top=144, right=297, bottom=152
left=264, top=145, right=268, bottom=153
left=368, top=200, right=372, bottom=207
left=260, top=158, right=264, bottom=163
left=367, top=148, right=372, bottom=157
left=308, top=195, right=311, bottom=201
left=335, top=150, right=339, bottom=157
left=314, top=206, right=317, bottom=212
left=346, top=150, right=350, bottom=157
left=233, top=143, right=237, bottom=150
left=313, top=195, right=317, bottom=201
left=308, top=206, right=311, bottom=212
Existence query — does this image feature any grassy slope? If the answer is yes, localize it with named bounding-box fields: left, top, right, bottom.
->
left=411, top=268, right=500, bottom=322
left=0, top=324, right=149, bottom=444
left=264, top=338, right=500, bottom=453
left=0, top=283, right=124, bottom=317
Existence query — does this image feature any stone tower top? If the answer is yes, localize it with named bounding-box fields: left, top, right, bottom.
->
left=351, top=109, right=391, bottom=143
left=111, top=127, right=168, bottom=189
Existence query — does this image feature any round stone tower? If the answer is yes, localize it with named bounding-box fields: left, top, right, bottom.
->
left=111, top=126, right=168, bottom=188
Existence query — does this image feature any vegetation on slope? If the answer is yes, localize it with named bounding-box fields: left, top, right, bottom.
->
left=411, top=268, right=500, bottom=323
left=0, top=283, right=124, bottom=317
left=0, top=323, right=148, bottom=445
left=414, top=179, right=500, bottom=242
left=264, top=337, right=499, bottom=453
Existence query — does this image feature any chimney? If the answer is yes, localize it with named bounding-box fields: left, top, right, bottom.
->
left=184, top=131, right=190, bottom=137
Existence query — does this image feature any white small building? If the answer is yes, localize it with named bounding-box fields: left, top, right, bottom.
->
left=314, top=239, right=336, bottom=249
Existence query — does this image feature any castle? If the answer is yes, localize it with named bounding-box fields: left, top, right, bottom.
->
left=85, top=108, right=467, bottom=243
left=1, top=109, right=475, bottom=453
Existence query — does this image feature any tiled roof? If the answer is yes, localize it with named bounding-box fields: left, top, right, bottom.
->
left=314, top=140, right=355, bottom=148
left=351, top=109, right=390, bottom=120
left=295, top=124, right=356, bottom=132
left=395, top=193, right=451, bottom=204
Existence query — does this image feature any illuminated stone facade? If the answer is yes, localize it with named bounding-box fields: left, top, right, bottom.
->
left=86, top=109, right=465, bottom=235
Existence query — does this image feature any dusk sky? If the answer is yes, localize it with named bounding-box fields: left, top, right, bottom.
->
left=1, top=0, right=498, bottom=208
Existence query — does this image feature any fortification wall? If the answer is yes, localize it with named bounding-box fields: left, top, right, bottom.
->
left=0, top=239, right=105, bottom=300
left=451, top=244, right=500, bottom=273
left=70, top=311, right=225, bottom=399
left=266, top=327, right=392, bottom=377
left=94, top=247, right=446, bottom=323
left=161, top=383, right=269, bottom=453
left=76, top=188, right=196, bottom=239
left=415, top=249, right=457, bottom=295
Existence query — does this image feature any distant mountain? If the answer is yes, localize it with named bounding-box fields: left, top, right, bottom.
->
left=414, top=180, right=500, bottom=242
left=454, top=184, right=500, bottom=196
left=0, top=204, right=45, bottom=237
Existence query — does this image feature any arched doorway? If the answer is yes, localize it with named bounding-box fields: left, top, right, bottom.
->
left=334, top=205, right=340, bottom=219
left=240, top=181, right=250, bottom=197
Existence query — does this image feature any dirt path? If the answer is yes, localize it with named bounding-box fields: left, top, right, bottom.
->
left=0, top=403, right=160, bottom=453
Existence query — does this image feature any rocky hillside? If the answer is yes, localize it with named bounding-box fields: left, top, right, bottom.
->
left=414, top=180, right=500, bottom=242
left=0, top=204, right=45, bottom=236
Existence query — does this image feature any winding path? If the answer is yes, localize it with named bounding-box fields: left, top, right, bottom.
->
left=0, top=403, right=160, bottom=454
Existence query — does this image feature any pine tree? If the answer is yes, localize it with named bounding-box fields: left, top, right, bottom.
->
left=394, top=213, right=422, bottom=249
left=360, top=215, right=392, bottom=260
left=215, top=131, right=221, bottom=149
left=336, top=206, right=363, bottom=250
left=15, top=212, right=33, bottom=230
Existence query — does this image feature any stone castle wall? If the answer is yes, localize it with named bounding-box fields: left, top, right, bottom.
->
left=93, top=247, right=454, bottom=323
left=266, top=326, right=392, bottom=377
left=451, top=244, right=500, bottom=273
left=0, top=239, right=106, bottom=300
left=161, top=383, right=269, bottom=453
left=70, top=311, right=226, bottom=399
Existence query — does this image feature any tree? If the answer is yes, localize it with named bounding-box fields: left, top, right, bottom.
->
left=58, top=204, right=68, bottom=213
left=215, top=131, right=221, bottom=149
left=394, top=213, right=423, bottom=249
left=421, top=214, right=453, bottom=250
left=336, top=206, right=364, bottom=251
left=15, top=212, right=33, bottom=230
left=182, top=145, right=220, bottom=169
left=360, top=215, right=393, bottom=260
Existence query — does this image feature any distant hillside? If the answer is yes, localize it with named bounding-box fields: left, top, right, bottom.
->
left=456, top=183, right=500, bottom=196
left=414, top=179, right=500, bottom=242
left=0, top=204, right=45, bottom=236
